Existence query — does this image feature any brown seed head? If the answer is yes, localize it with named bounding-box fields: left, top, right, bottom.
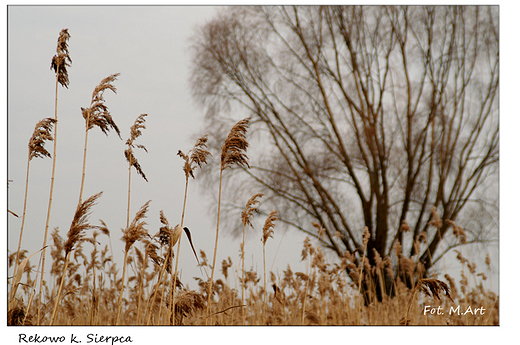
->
left=64, top=192, right=103, bottom=255
left=400, top=220, right=410, bottom=233
left=312, top=222, right=326, bottom=240
left=28, top=118, right=56, bottom=160
left=175, top=290, right=205, bottom=317
left=417, top=231, right=428, bottom=243
left=428, top=207, right=443, bottom=229
left=221, top=118, right=250, bottom=170
left=155, top=210, right=174, bottom=248
left=82, top=73, right=121, bottom=138
left=394, top=241, right=402, bottom=257
left=144, top=239, right=163, bottom=268
left=262, top=210, right=278, bottom=245
left=447, top=220, right=466, bottom=244
left=122, top=200, right=151, bottom=252
left=50, top=28, right=71, bottom=88
left=241, top=193, right=263, bottom=227
left=125, top=114, right=148, bottom=182
left=178, top=135, right=212, bottom=179
left=221, top=257, right=232, bottom=280
left=417, top=278, right=454, bottom=302
left=362, top=226, right=370, bottom=247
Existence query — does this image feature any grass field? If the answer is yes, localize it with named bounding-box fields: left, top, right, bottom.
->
left=8, top=221, right=498, bottom=325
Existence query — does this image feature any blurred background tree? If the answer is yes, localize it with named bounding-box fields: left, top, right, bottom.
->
left=189, top=5, right=498, bottom=299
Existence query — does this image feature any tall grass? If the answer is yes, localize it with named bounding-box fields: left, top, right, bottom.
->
left=8, top=192, right=499, bottom=325
left=124, top=113, right=148, bottom=227
left=49, top=191, right=103, bottom=325
left=38, top=28, right=71, bottom=325
left=116, top=200, right=151, bottom=325
left=78, top=73, right=121, bottom=204
left=240, top=193, right=263, bottom=324
left=10, top=118, right=56, bottom=308
left=261, top=210, right=277, bottom=324
left=145, top=214, right=177, bottom=325
left=206, top=118, right=250, bottom=324
left=171, top=136, right=211, bottom=323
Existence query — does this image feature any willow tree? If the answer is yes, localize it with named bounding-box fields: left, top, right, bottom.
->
left=190, top=6, right=498, bottom=296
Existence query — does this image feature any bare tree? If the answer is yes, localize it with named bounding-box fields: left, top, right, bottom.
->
left=189, top=6, right=498, bottom=298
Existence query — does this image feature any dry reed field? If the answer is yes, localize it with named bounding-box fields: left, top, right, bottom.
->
left=7, top=27, right=498, bottom=327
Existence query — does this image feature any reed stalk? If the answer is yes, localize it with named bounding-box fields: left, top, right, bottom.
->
left=49, top=192, right=102, bottom=325
left=115, top=200, right=150, bottom=325
left=358, top=227, right=370, bottom=305
left=206, top=118, right=250, bottom=324
left=125, top=114, right=148, bottom=227
left=11, top=118, right=56, bottom=308
left=37, top=28, right=70, bottom=325
left=78, top=73, right=121, bottom=204
left=170, top=137, right=211, bottom=323
left=240, top=193, right=263, bottom=325
left=402, top=278, right=453, bottom=325
left=145, top=213, right=177, bottom=325
left=261, top=210, right=277, bottom=324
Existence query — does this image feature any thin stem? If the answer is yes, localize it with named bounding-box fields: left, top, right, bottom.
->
left=127, top=160, right=132, bottom=228
left=115, top=249, right=129, bottom=325
left=241, top=222, right=246, bottom=325
left=263, top=242, right=267, bottom=325
left=404, top=281, right=421, bottom=325
left=49, top=251, right=70, bottom=325
left=10, top=152, right=31, bottom=305
left=136, top=247, right=146, bottom=324
left=146, top=239, right=173, bottom=325
left=206, top=167, right=224, bottom=325
left=90, top=257, right=97, bottom=325
left=170, top=177, right=189, bottom=325
left=358, top=244, right=368, bottom=296
left=37, top=76, right=59, bottom=325
left=78, top=122, right=90, bottom=204
left=22, top=257, right=42, bottom=326
left=357, top=235, right=369, bottom=314
left=301, top=280, right=308, bottom=326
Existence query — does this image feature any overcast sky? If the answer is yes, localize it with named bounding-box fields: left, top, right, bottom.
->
left=4, top=2, right=520, bottom=338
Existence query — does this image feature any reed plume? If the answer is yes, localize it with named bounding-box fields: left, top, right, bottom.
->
left=240, top=192, right=263, bottom=324
left=358, top=226, right=370, bottom=297
left=220, top=118, right=250, bottom=170
left=28, top=118, right=57, bottom=160
left=146, top=211, right=175, bottom=325
left=207, top=118, right=250, bottom=324
left=402, top=278, right=453, bottom=325
left=11, top=118, right=56, bottom=305
left=9, top=247, right=46, bottom=314
left=87, top=228, right=110, bottom=325
left=148, top=213, right=201, bottom=325
left=116, top=200, right=151, bottom=325
left=262, top=211, right=277, bottom=245
left=50, top=191, right=102, bottom=325
left=78, top=73, right=121, bottom=204
left=125, top=114, right=148, bottom=228
left=262, top=210, right=277, bottom=324
left=38, top=28, right=71, bottom=325
left=135, top=239, right=156, bottom=322
left=171, top=136, right=211, bottom=323
left=50, top=28, right=71, bottom=88
left=177, top=135, right=211, bottom=180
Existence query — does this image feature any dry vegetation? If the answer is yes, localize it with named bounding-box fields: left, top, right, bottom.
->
left=8, top=220, right=498, bottom=325
left=7, top=28, right=498, bottom=327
